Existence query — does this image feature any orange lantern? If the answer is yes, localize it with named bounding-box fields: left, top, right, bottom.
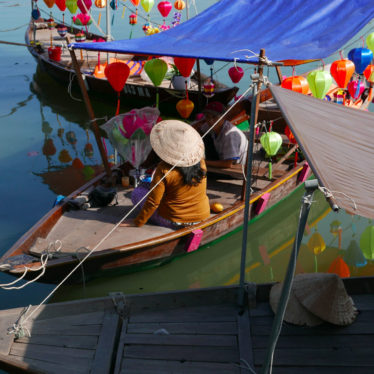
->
left=58, top=149, right=72, bottom=163
left=281, top=76, right=309, bottom=95
left=328, top=257, right=350, bottom=278
left=72, top=157, right=84, bottom=169
left=95, top=0, right=105, bottom=7
left=174, top=57, right=196, bottom=78
left=129, top=0, right=140, bottom=6
left=284, top=125, right=297, bottom=144
left=174, top=0, right=185, bottom=10
left=364, top=64, right=374, bottom=83
left=44, top=0, right=55, bottom=8
left=176, top=98, right=194, bottom=118
left=330, top=59, right=355, bottom=88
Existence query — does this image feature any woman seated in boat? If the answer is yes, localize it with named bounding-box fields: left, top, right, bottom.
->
left=192, top=101, right=248, bottom=168
left=121, top=120, right=210, bottom=229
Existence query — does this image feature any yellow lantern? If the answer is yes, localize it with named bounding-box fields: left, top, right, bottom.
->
left=307, top=231, right=326, bottom=255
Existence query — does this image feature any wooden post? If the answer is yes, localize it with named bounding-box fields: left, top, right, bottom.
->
left=275, top=65, right=283, bottom=84
left=67, top=40, right=112, bottom=179
left=196, top=59, right=203, bottom=112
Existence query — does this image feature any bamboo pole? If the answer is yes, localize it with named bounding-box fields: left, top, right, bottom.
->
left=196, top=59, right=202, bottom=112
left=67, top=39, right=112, bottom=180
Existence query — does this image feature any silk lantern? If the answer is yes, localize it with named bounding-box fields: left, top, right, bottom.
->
left=75, top=32, right=86, bottom=41
left=129, top=0, right=140, bottom=6
left=347, top=80, right=365, bottom=100
left=360, top=225, right=374, bottom=260
left=176, top=98, right=194, bottom=118
left=105, top=62, right=130, bottom=115
left=281, top=76, right=309, bottom=95
left=260, top=131, right=282, bottom=179
left=174, top=0, right=185, bottom=10
left=367, top=32, right=374, bottom=53
left=44, top=0, right=55, bottom=8
left=228, top=66, right=244, bottom=84
left=95, top=0, right=106, bottom=7
left=330, top=59, right=355, bottom=88
left=328, top=257, right=350, bottom=278
left=141, top=0, right=154, bottom=13
left=158, top=1, right=172, bottom=18
left=144, top=59, right=168, bottom=107
left=77, top=0, right=92, bottom=13
left=307, top=230, right=326, bottom=272
left=59, top=149, right=72, bottom=163
left=55, top=0, right=66, bottom=11
left=284, top=125, right=296, bottom=144
left=57, top=25, right=68, bottom=37
left=83, top=165, right=95, bottom=180
left=66, top=0, right=78, bottom=14
left=73, top=13, right=92, bottom=26
left=344, top=240, right=367, bottom=267
left=173, top=57, right=195, bottom=77
left=43, top=139, right=56, bottom=156
left=364, top=64, right=374, bottom=83
left=72, top=157, right=84, bottom=169
left=84, top=143, right=94, bottom=158
left=307, top=70, right=332, bottom=99
left=348, top=48, right=373, bottom=75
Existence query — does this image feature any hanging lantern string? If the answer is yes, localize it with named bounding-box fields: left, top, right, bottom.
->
left=292, top=66, right=295, bottom=77
left=233, top=57, right=240, bottom=73
left=339, top=50, right=344, bottom=60
left=119, top=0, right=164, bottom=25
left=318, top=186, right=357, bottom=212
left=360, top=36, right=365, bottom=48
left=320, top=59, right=325, bottom=71
left=230, top=49, right=274, bottom=66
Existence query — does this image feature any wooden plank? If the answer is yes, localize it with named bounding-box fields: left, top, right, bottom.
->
left=16, top=334, right=98, bottom=350
left=0, top=313, right=19, bottom=355
left=10, top=355, right=89, bottom=374
left=28, top=324, right=102, bottom=336
left=10, top=343, right=93, bottom=371
left=113, top=319, right=128, bottom=374
left=252, top=334, right=374, bottom=349
left=237, top=309, right=254, bottom=374
left=130, top=305, right=237, bottom=323
left=253, top=367, right=374, bottom=374
left=253, top=347, right=374, bottom=366
left=123, top=345, right=239, bottom=363
left=127, top=321, right=237, bottom=335
left=123, top=333, right=237, bottom=347
left=121, top=358, right=241, bottom=374
left=91, top=309, right=120, bottom=374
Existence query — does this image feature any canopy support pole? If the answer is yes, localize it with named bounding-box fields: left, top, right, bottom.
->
left=238, top=49, right=265, bottom=308
left=275, top=66, right=283, bottom=84
left=67, top=43, right=112, bottom=180
left=260, top=179, right=319, bottom=374
left=196, top=59, right=202, bottom=112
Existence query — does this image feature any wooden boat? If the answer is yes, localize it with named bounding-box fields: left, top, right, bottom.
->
left=0, top=93, right=311, bottom=284
left=1, top=276, right=373, bottom=373
left=25, top=19, right=238, bottom=116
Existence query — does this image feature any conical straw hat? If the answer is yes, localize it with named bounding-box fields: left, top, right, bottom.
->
left=150, top=120, right=204, bottom=167
left=269, top=282, right=323, bottom=327
left=293, top=273, right=357, bottom=326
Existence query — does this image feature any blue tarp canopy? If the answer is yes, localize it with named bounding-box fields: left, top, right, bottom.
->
left=71, top=0, right=374, bottom=64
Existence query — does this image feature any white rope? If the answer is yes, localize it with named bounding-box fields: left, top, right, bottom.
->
left=318, top=186, right=357, bottom=211
left=230, top=49, right=274, bottom=66
left=7, top=305, right=32, bottom=339
left=67, top=72, right=83, bottom=102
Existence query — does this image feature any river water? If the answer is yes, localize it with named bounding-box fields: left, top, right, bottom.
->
left=0, top=0, right=373, bottom=314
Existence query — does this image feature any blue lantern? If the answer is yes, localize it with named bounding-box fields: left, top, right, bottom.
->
left=32, top=8, right=40, bottom=20
left=204, top=59, right=214, bottom=66
left=348, top=48, right=373, bottom=75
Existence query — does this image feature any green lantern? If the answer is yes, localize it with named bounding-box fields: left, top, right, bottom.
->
left=307, top=70, right=332, bottom=99
left=260, top=131, right=282, bottom=179
left=367, top=32, right=374, bottom=53
left=66, top=0, right=78, bottom=13
left=359, top=225, right=374, bottom=260
left=144, top=59, right=168, bottom=108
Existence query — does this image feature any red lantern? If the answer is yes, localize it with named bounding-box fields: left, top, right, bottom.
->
left=330, top=59, right=355, bottom=89
left=55, top=0, right=67, bottom=11
left=129, top=0, right=140, bottom=6
left=284, top=125, right=297, bottom=144
left=129, top=13, right=137, bottom=24
left=328, top=257, right=350, bottom=278
left=158, top=1, right=172, bottom=18
left=44, top=0, right=55, bottom=8
left=174, top=0, right=185, bottom=10
left=173, top=57, right=195, bottom=78
left=228, top=66, right=244, bottom=83
left=105, top=62, right=130, bottom=92
left=364, top=64, right=374, bottom=83
left=77, top=0, right=92, bottom=13
left=42, top=138, right=56, bottom=156
left=281, top=76, right=309, bottom=95
left=72, top=157, right=84, bottom=169
left=176, top=98, right=194, bottom=118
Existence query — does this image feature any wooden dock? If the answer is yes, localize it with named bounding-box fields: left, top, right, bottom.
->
left=1, top=281, right=374, bottom=373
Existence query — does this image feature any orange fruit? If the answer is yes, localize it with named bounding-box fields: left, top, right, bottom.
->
left=210, top=202, right=223, bottom=213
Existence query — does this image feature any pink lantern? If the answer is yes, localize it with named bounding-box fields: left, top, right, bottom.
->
left=158, top=1, right=172, bottom=18
left=119, top=112, right=147, bottom=138
left=73, top=12, right=92, bottom=25
left=347, top=80, right=365, bottom=99
left=77, top=0, right=92, bottom=13
left=228, top=66, right=244, bottom=83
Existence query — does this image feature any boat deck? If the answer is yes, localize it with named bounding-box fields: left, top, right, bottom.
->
left=1, top=285, right=374, bottom=373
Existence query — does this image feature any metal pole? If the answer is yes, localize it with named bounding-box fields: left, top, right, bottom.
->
left=261, top=179, right=319, bottom=374
left=67, top=42, right=112, bottom=179
left=106, top=0, right=111, bottom=64
left=237, top=49, right=266, bottom=308
left=186, top=0, right=189, bottom=20
left=196, top=59, right=202, bottom=112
